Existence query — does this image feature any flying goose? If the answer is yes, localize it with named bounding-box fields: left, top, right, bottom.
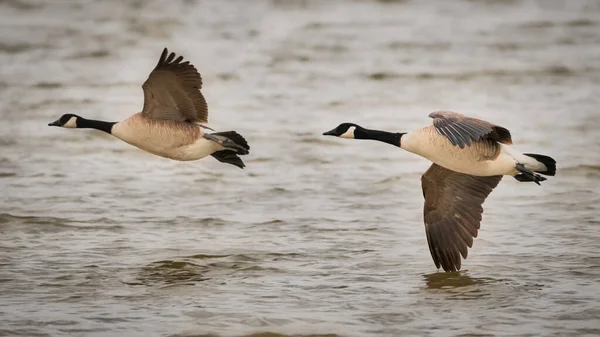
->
left=48, top=48, right=250, bottom=168
left=323, top=111, right=556, bottom=272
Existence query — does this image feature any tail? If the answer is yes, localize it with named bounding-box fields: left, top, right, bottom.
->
left=523, top=153, right=556, bottom=176
left=206, top=131, right=250, bottom=169
left=513, top=153, right=556, bottom=185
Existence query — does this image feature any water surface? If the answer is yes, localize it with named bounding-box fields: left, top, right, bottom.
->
left=1, top=0, right=599, bottom=336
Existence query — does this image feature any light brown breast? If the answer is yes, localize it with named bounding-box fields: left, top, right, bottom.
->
left=113, top=113, right=203, bottom=152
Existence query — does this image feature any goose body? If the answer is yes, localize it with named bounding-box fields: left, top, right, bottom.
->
left=111, top=113, right=219, bottom=161
left=400, top=125, right=520, bottom=176
left=49, top=48, right=250, bottom=168
left=324, top=111, right=556, bottom=272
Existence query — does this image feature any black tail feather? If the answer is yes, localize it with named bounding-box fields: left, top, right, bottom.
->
left=211, top=131, right=250, bottom=153
left=523, top=153, right=556, bottom=176
left=211, top=150, right=245, bottom=169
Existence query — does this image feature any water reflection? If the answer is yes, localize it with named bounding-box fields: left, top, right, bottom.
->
left=423, top=271, right=496, bottom=289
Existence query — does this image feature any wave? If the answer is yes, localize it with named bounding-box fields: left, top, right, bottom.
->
left=0, top=213, right=124, bottom=231
left=558, top=165, right=600, bottom=178
left=171, top=333, right=342, bottom=337
left=365, top=65, right=580, bottom=81
left=133, top=252, right=292, bottom=287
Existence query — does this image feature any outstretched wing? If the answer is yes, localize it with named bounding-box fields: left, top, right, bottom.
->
left=141, top=48, right=208, bottom=123
left=429, top=111, right=512, bottom=148
left=421, top=163, right=502, bottom=272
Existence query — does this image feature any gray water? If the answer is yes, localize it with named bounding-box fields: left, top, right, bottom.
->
left=1, top=0, right=600, bottom=336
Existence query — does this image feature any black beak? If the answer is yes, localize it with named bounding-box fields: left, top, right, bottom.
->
left=323, top=129, right=336, bottom=136
left=48, top=119, right=60, bottom=127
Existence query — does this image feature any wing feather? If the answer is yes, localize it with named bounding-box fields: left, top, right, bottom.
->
left=141, top=48, right=209, bottom=123
left=429, top=111, right=513, bottom=148
left=421, top=163, right=502, bottom=272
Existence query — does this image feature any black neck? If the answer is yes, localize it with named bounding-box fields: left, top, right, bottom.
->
left=356, top=128, right=405, bottom=147
left=78, top=118, right=116, bottom=134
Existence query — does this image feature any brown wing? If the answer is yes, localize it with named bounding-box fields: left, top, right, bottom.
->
left=429, top=111, right=512, bottom=149
left=421, top=163, right=502, bottom=272
left=141, top=48, right=208, bottom=123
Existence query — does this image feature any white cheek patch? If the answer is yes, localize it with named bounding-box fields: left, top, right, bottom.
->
left=340, top=126, right=356, bottom=139
left=63, top=117, right=77, bottom=128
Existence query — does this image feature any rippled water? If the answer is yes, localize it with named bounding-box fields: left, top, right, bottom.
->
left=1, top=0, right=600, bottom=336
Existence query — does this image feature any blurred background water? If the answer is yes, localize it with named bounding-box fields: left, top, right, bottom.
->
left=1, top=0, right=599, bottom=336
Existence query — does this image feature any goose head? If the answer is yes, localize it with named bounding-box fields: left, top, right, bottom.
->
left=48, top=114, right=81, bottom=128
left=322, top=123, right=365, bottom=139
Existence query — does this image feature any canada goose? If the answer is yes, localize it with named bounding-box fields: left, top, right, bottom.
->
left=323, top=111, right=556, bottom=272
left=48, top=48, right=250, bottom=168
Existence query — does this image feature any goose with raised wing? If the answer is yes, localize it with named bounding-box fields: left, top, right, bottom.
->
left=48, top=48, right=250, bottom=168
left=323, top=111, right=556, bottom=272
